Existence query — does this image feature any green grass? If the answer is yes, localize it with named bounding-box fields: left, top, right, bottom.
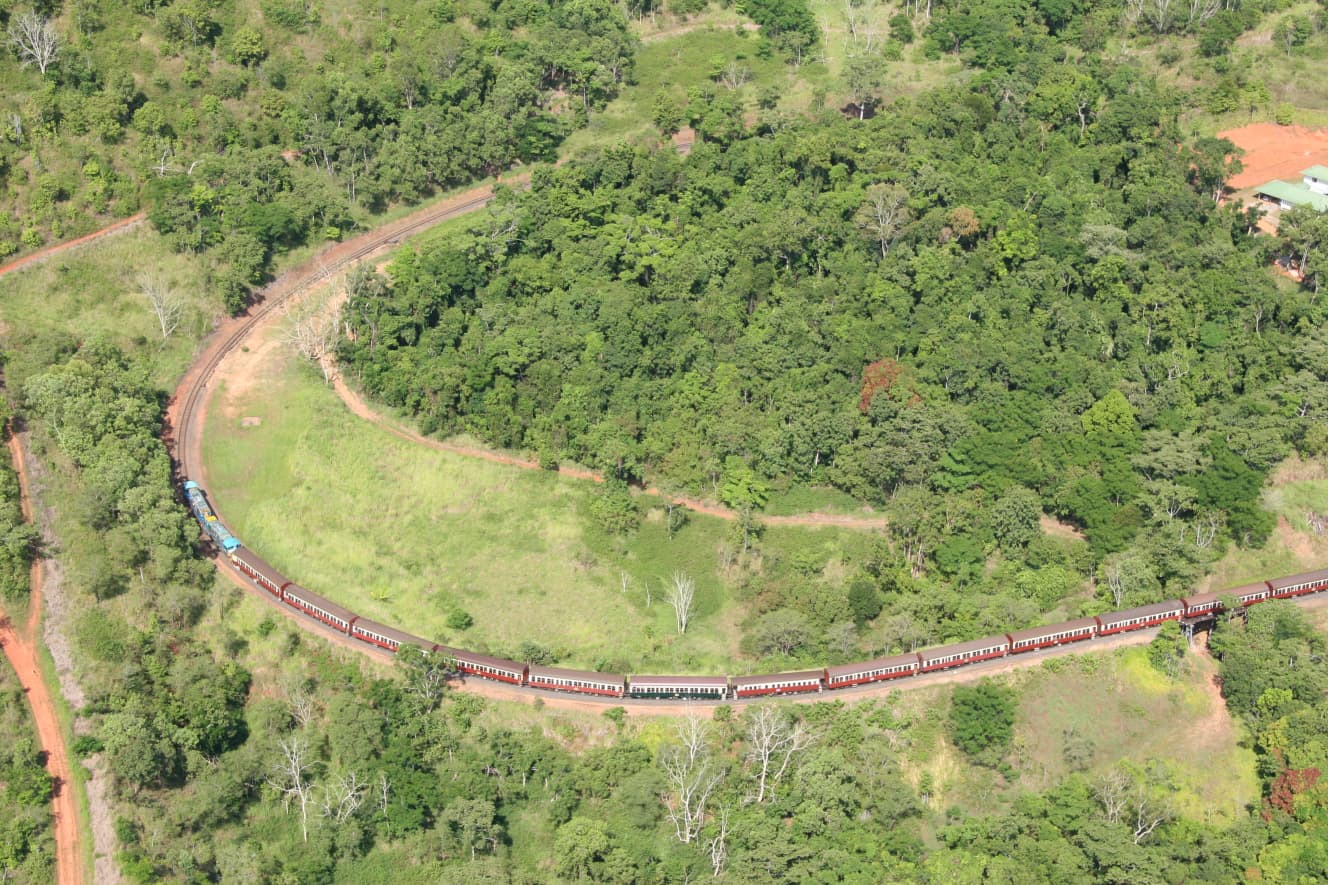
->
left=763, top=483, right=869, bottom=516
left=203, top=337, right=869, bottom=673
left=561, top=4, right=961, bottom=160
left=0, top=227, right=219, bottom=389
left=891, top=646, right=1257, bottom=827
left=561, top=21, right=795, bottom=156
left=1014, top=649, right=1257, bottom=823
left=1197, top=456, right=1328, bottom=594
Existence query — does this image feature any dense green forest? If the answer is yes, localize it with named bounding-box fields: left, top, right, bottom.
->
left=1, top=0, right=634, bottom=308
left=3, top=0, right=1328, bottom=880
left=341, top=70, right=1325, bottom=660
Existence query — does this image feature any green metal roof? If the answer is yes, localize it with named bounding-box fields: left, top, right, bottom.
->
left=1301, top=165, right=1328, bottom=181
left=1257, top=179, right=1328, bottom=212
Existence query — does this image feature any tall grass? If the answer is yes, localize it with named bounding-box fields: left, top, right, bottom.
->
left=205, top=341, right=871, bottom=673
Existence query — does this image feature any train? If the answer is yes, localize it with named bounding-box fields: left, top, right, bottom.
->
left=183, top=481, right=1328, bottom=702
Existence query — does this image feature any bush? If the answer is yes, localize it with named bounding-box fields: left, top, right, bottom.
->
left=948, top=680, right=1017, bottom=765
left=72, top=735, right=105, bottom=757
left=446, top=609, right=474, bottom=630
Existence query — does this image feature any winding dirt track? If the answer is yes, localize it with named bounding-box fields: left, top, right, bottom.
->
left=0, top=212, right=145, bottom=278
left=2, top=432, right=83, bottom=885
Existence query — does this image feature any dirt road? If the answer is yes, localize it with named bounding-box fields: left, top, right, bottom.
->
left=0, top=212, right=146, bottom=279
left=3, top=432, right=84, bottom=885
left=327, top=369, right=889, bottom=529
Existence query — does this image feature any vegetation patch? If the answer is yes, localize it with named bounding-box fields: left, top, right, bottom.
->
left=204, top=338, right=873, bottom=672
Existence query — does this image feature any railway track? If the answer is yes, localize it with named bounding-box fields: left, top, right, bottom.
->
left=171, top=188, right=500, bottom=479
left=168, top=176, right=1328, bottom=715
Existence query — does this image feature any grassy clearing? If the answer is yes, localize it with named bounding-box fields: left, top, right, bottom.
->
left=1197, top=455, right=1328, bottom=593
left=562, top=4, right=960, bottom=159
left=203, top=333, right=868, bottom=673
left=889, top=645, right=1257, bottom=828
left=0, top=227, right=219, bottom=388
left=561, top=21, right=796, bottom=156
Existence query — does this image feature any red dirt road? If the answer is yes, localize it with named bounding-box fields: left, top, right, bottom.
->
left=0, top=212, right=146, bottom=278
left=3, top=433, right=84, bottom=885
left=1219, top=122, right=1328, bottom=189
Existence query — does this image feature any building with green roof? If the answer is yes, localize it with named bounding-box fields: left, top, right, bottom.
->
left=1255, top=174, right=1328, bottom=213
left=1302, top=165, right=1328, bottom=195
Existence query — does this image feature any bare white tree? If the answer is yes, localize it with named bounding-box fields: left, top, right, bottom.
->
left=282, top=677, right=319, bottom=730
left=718, top=61, right=750, bottom=90
left=706, top=806, right=731, bottom=877
left=282, top=286, right=343, bottom=384
left=1094, top=767, right=1172, bottom=843
left=855, top=183, right=912, bottom=258
left=268, top=736, right=317, bottom=842
left=743, top=705, right=818, bottom=803
left=1186, top=0, right=1222, bottom=29
left=320, top=771, right=369, bottom=824
left=1094, top=768, right=1131, bottom=824
left=7, top=12, right=59, bottom=75
left=1132, top=787, right=1170, bottom=845
left=664, top=571, right=696, bottom=635
left=843, top=0, right=879, bottom=53
left=660, top=711, right=724, bottom=844
left=138, top=273, right=185, bottom=340
left=376, top=772, right=391, bottom=816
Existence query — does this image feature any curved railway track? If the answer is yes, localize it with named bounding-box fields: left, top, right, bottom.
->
left=171, top=187, right=500, bottom=479
left=169, top=179, right=1328, bottom=714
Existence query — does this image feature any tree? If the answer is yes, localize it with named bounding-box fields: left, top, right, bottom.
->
left=1189, top=136, right=1242, bottom=203
left=948, top=681, right=1016, bottom=765
left=855, top=183, right=911, bottom=257
left=139, top=273, right=185, bottom=340
left=6, top=12, right=59, bottom=75
left=1147, top=620, right=1187, bottom=678
left=719, top=456, right=769, bottom=511
left=282, top=287, right=343, bottom=384
left=750, top=608, right=811, bottom=657
left=743, top=705, right=817, bottom=803
left=267, top=735, right=316, bottom=843
left=990, top=485, right=1042, bottom=550
left=660, top=712, right=723, bottom=844
left=664, top=571, right=696, bottom=635
left=842, top=54, right=885, bottom=120
left=229, top=26, right=267, bottom=67
left=442, top=798, right=502, bottom=860
left=101, top=713, right=173, bottom=790
left=554, top=816, right=610, bottom=880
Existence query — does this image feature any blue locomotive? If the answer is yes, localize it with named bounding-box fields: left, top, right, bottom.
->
left=182, top=480, right=241, bottom=553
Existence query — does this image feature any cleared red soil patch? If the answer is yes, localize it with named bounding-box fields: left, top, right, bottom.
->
left=1219, top=123, right=1328, bottom=190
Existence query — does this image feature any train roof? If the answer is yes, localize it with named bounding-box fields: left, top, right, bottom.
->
left=527, top=665, right=625, bottom=685
left=1268, top=569, right=1328, bottom=590
left=445, top=647, right=527, bottom=673
left=283, top=584, right=357, bottom=623
left=732, top=669, right=824, bottom=688
left=1226, top=582, right=1272, bottom=597
left=918, top=635, right=1009, bottom=663
left=629, top=674, right=730, bottom=687
left=351, top=617, right=435, bottom=649
left=1181, top=592, right=1221, bottom=607
left=1006, top=618, right=1099, bottom=643
left=1096, top=600, right=1183, bottom=625
left=825, top=653, right=920, bottom=679
left=232, top=547, right=290, bottom=588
